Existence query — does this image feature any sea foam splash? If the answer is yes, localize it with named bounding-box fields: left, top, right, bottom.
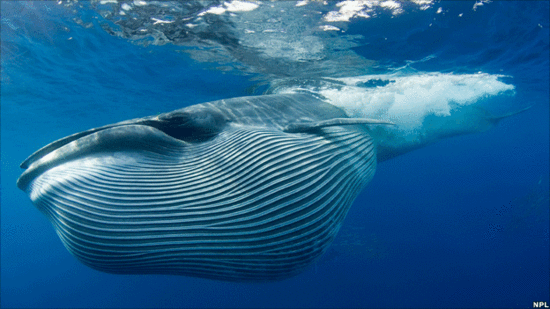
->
left=323, top=73, right=514, bottom=131
left=273, top=72, right=516, bottom=160
left=275, top=72, right=515, bottom=134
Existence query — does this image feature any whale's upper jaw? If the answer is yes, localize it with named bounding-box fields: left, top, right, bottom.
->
left=16, top=123, right=185, bottom=192
left=18, top=108, right=229, bottom=171
left=16, top=112, right=223, bottom=191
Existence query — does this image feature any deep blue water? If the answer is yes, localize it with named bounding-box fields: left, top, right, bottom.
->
left=1, top=1, right=549, bottom=308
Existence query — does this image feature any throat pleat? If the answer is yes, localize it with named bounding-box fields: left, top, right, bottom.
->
left=28, top=126, right=375, bottom=281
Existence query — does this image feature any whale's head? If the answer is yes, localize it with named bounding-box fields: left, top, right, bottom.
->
left=17, top=94, right=384, bottom=281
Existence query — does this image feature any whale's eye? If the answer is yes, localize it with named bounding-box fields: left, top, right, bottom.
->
left=151, top=110, right=227, bottom=143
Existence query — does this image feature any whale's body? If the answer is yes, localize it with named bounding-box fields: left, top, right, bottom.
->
left=17, top=94, right=388, bottom=281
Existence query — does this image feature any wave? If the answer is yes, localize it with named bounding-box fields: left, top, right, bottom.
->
left=61, top=0, right=456, bottom=78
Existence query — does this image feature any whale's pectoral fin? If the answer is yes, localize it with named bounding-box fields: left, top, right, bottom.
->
left=283, top=118, right=395, bottom=133
left=487, top=105, right=533, bottom=125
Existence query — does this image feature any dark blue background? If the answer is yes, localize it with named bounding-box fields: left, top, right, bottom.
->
left=1, top=1, right=548, bottom=308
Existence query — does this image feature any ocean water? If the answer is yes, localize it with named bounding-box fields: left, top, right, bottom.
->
left=1, top=1, right=548, bottom=308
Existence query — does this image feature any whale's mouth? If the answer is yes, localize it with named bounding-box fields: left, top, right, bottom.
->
left=17, top=107, right=230, bottom=192
left=20, top=108, right=228, bottom=170
left=16, top=124, right=189, bottom=192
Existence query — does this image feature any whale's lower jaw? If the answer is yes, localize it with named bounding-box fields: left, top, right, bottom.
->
left=25, top=125, right=375, bottom=282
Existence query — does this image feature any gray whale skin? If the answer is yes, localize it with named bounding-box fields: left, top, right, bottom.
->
left=18, top=94, right=396, bottom=282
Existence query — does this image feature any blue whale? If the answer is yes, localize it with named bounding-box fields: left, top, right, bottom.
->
left=17, top=94, right=394, bottom=281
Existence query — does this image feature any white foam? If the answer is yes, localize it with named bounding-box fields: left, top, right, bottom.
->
left=225, top=1, right=259, bottom=12
left=276, top=72, right=515, bottom=138
left=151, top=17, right=173, bottom=24
left=324, top=0, right=372, bottom=22
left=133, top=0, right=147, bottom=6
left=200, top=1, right=259, bottom=16
left=411, top=0, right=434, bottom=10
left=379, top=1, right=403, bottom=15
left=473, top=0, right=491, bottom=11
left=330, top=73, right=513, bottom=130
left=323, top=0, right=431, bottom=22
left=201, top=6, right=226, bottom=15
left=320, top=25, right=341, bottom=31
